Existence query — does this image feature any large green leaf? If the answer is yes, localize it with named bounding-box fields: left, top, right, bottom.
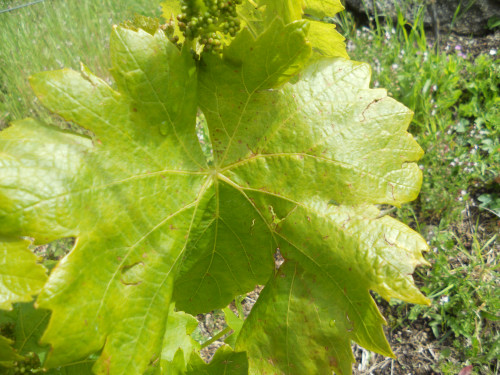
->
left=0, top=7, right=428, bottom=375
left=0, top=239, right=47, bottom=309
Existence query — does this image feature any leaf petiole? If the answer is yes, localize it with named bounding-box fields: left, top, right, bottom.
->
left=200, top=326, right=233, bottom=349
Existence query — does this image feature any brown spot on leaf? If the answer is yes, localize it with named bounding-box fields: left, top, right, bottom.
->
left=389, top=183, right=396, bottom=200
left=329, top=356, right=338, bottom=367
left=384, top=234, right=395, bottom=246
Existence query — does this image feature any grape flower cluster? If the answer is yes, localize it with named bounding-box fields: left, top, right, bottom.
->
left=177, top=0, right=242, bottom=53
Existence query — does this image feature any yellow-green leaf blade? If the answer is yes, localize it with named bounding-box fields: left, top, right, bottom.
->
left=308, top=20, right=348, bottom=58
left=236, top=260, right=360, bottom=375
left=159, top=304, right=200, bottom=374
left=0, top=119, right=91, bottom=243
left=200, top=19, right=311, bottom=166
left=0, top=240, right=47, bottom=310
left=304, top=0, right=344, bottom=18
left=223, top=58, right=423, bottom=206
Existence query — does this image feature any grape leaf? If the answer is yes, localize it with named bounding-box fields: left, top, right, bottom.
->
left=304, top=0, right=345, bottom=18
left=159, top=305, right=200, bottom=374
left=0, top=302, right=95, bottom=373
left=0, top=4, right=429, bottom=375
left=6, top=303, right=50, bottom=360
left=0, top=335, right=23, bottom=364
left=223, top=307, right=244, bottom=348
left=160, top=0, right=184, bottom=43
left=186, top=345, right=248, bottom=374
left=236, top=0, right=347, bottom=58
left=163, top=0, right=347, bottom=59
left=0, top=239, right=47, bottom=310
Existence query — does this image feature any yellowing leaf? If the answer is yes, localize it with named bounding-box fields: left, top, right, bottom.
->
left=0, top=239, right=47, bottom=310
left=304, top=0, right=344, bottom=18
left=160, top=0, right=185, bottom=43
left=160, top=305, right=200, bottom=374
left=0, top=9, right=428, bottom=375
left=308, top=20, right=349, bottom=59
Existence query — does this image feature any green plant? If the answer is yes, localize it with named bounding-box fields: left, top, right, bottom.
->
left=406, top=227, right=499, bottom=373
left=345, top=5, right=499, bottom=221
left=0, top=1, right=430, bottom=374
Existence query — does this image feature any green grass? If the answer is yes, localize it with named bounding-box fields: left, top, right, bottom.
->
left=0, top=0, right=161, bottom=129
left=333, top=5, right=499, bottom=374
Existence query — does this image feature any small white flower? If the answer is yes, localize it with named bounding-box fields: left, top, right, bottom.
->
left=439, top=296, right=449, bottom=305
left=490, top=49, right=497, bottom=56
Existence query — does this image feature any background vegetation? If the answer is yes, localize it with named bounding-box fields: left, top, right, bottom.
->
left=332, top=5, right=499, bottom=374
left=0, top=0, right=498, bottom=374
left=0, top=0, right=161, bottom=129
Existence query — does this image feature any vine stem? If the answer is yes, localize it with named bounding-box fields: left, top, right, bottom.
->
left=200, top=326, right=232, bottom=349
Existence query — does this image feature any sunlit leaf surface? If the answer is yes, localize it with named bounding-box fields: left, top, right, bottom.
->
left=0, top=1, right=428, bottom=373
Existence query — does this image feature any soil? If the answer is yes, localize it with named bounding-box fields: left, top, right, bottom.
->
left=433, top=29, right=500, bottom=58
